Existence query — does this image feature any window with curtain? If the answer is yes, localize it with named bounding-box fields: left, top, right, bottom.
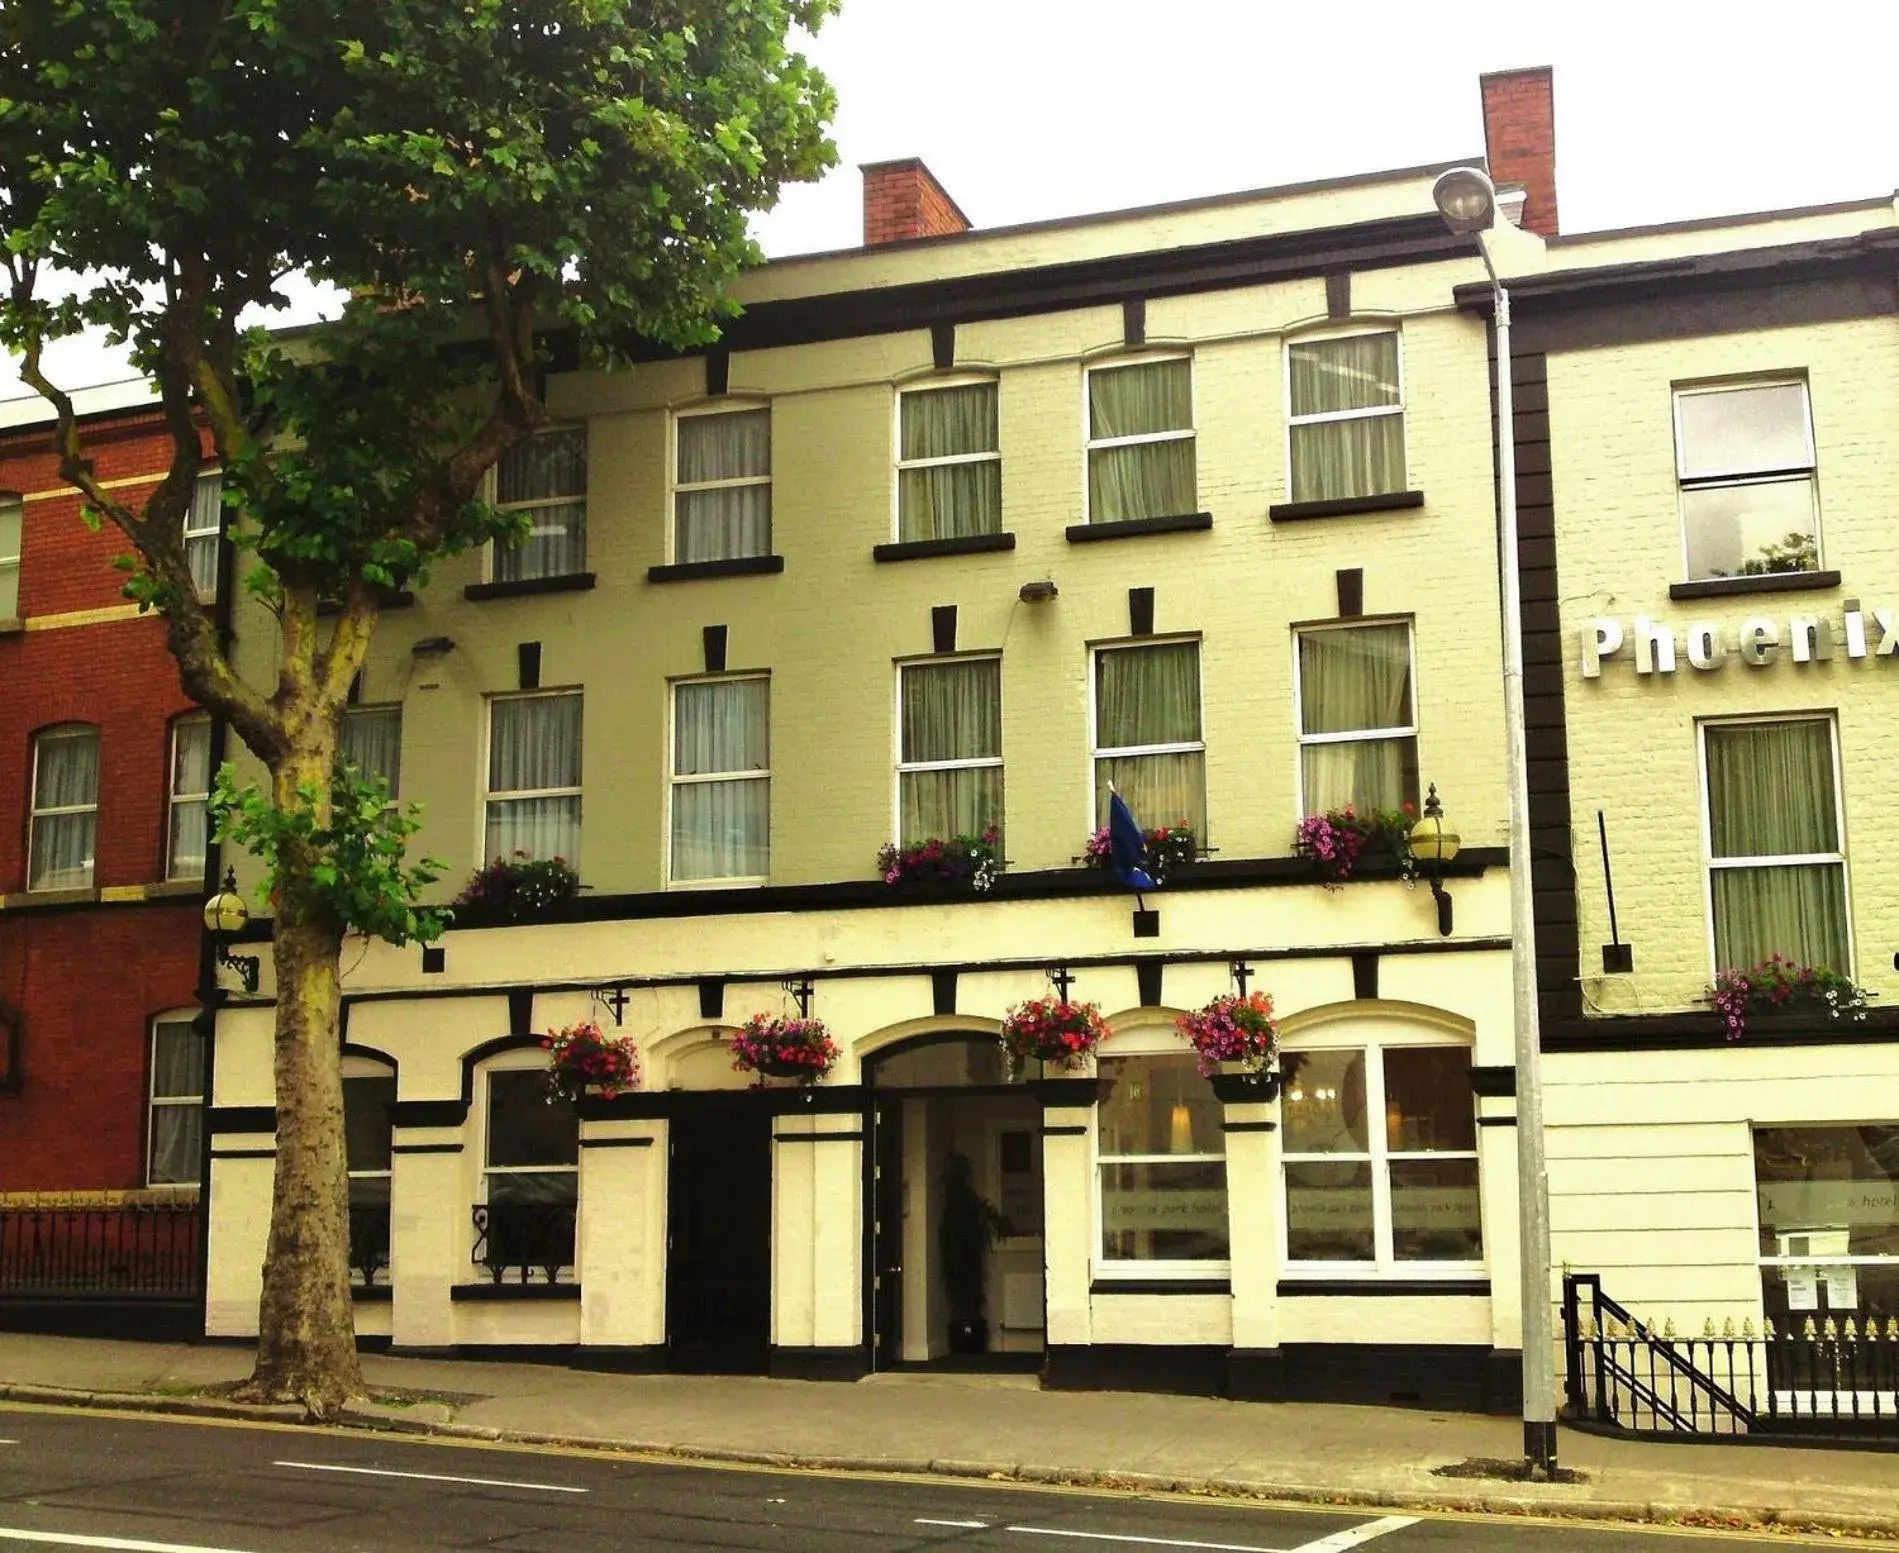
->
left=1704, top=717, right=1848, bottom=974
left=340, top=705, right=402, bottom=797
left=492, top=427, right=587, bottom=583
left=897, top=382, right=1001, bottom=542
left=1281, top=1042, right=1481, bottom=1269
left=148, top=1016, right=205, bottom=1186
left=30, top=724, right=99, bottom=891
left=185, top=472, right=222, bottom=599
left=1097, top=1052, right=1227, bottom=1268
left=1288, top=333, right=1405, bottom=504
left=1676, top=381, right=1817, bottom=582
left=1755, top=1126, right=1899, bottom=1327
left=671, top=676, right=770, bottom=882
left=674, top=408, right=772, bottom=563
left=485, top=692, right=582, bottom=867
left=1086, top=358, right=1196, bottom=524
left=0, top=492, right=21, bottom=619
left=1296, top=622, right=1419, bottom=815
left=480, top=1065, right=578, bottom=1276
left=167, top=716, right=211, bottom=882
left=898, top=658, right=1002, bottom=843
left=1092, top=640, right=1205, bottom=839
left=344, top=1058, right=396, bottom=1285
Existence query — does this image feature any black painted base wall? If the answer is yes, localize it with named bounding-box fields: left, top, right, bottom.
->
left=770, top=1345, right=871, bottom=1382
left=1044, top=1344, right=1227, bottom=1397
left=0, top=1296, right=201, bottom=1343
left=1229, top=1344, right=1522, bottom=1414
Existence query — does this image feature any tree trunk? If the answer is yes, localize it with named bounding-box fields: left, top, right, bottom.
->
left=238, top=754, right=362, bottom=1418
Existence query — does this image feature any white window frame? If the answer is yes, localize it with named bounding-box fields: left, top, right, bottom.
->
left=0, top=491, right=21, bottom=619
left=28, top=723, right=99, bottom=892
left=166, top=714, right=211, bottom=882
left=1091, top=1041, right=1230, bottom=1282
left=342, top=1055, right=396, bottom=1284
left=480, top=689, right=583, bottom=867
left=1672, top=378, right=1820, bottom=582
left=146, top=1013, right=205, bottom=1190
left=1283, top=328, right=1407, bottom=503
left=669, top=402, right=773, bottom=563
left=666, top=672, right=771, bottom=888
left=1752, top=1123, right=1899, bottom=1334
left=483, top=424, right=588, bottom=583
left=1278, top=1034, right=1484, bottom=1280
left=893, top=653, right=1003, bottom=845
left=473, top=1052, right=579, bottom=1279
left=184, top=470, right=222, bottom=601
left=1087, top=635, right=1205, bottom=835
left=1082, top=352, right=1196, bottom=525
left=340, top=703, right=403, bottom=799
left=1290, top=617, right=1420, bottom=819
left=1697, top=712, right=1852, bottom=978
left=892, top=376, right=1002, bottom=541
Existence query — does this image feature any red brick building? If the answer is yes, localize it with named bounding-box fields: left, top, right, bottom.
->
left=0, top=385, right=213, bottom=1221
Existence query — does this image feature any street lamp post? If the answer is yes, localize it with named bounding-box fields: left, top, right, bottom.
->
left=1432, top=165, right=1558, bottom=1474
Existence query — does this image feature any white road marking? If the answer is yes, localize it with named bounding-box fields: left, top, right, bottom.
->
left=271, top=1459, right=587, bottom=1494
left=916, top=1519, right=992, bottom=1529
left=1004, top=1528, right=1289, bottom=1552
left=0, top=1440, right=17, bottom=1446
left=0, top=1528, right=265, bottom=1553
left=1288, top=1517, right=1420, bottom=1553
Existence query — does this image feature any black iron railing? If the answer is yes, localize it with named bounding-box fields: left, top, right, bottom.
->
left=471, top=1201, right=575, bottom=1284
left=0, top=1202, right=202, bottom=1296
left=1564, top=1271, right=1899, bottom=1438
left=348, top=1203, right=391, bottom=1287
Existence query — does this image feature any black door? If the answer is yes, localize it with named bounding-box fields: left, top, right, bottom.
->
left=667, top=1095, right=771, bottom=1373
left=871, top=1099, right=904, bottom=1368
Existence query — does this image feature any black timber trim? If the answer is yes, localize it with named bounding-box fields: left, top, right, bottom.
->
left=517, top=641, right=542, bottom=691
left=1041, top=1124, right=1089, bottom=1137
left=1043, top=1343, right=1227, bottom=1398
left=464, top=572, right=597, bottom=602
left=1135, top=958, right=1164, bottom=1007
left=702, top=624, right=728, bottom=674
left=210, top=1147, right=276, bottom=1160
left=422, top=945, right=446, bottom=974
left=351, top=1286, right=393, bottom=1303
left=392, top=1098, right=471, bottom=1128
left=1668, top=570, right=1841, bottom=601
left=1325, top=272, right=1352, bottom=319
left=647, top=554, right=785, bottom=584
left=1127, top=587, right=1155, bottom=638
left=508, top=987, right=535, bottom=1034
left=460, top=1033, right=545, bottom=1104
left=1066, top=512, right=1212, bottom=544
left=1269, top=490, right=1425, bottom=522
left=450, top=1283, right=581, bottom=1302
left=1222, top=1119, right=1277, bottom=1133
left=1090, top=1279, right=1230, bottom=1296
left=1277, top=1279, right=1491, bottom=1297
left=1122, top=298, right=1146, bottom=347
left=1351, top=952, right=1379, bottom=1001
left=931, top=968, right=958, bottom=1016
left=931, top=604, right=957, bottom=655
left=705, top=349, right=729, bottom=397
left=1542, top=1008, right=1899, bottom=1051
left=1469, top=1065, right=1517, bottom=1097
left=1335, top=568, right=1364, bottom=619
left=697, top=978, right=725, bottom=1020
left=207, top=1106, right=276, bottom=1134
left=391, top=1143, right=463, bottom=1155
left=579, top=1136, right=655, bottom=1149
left=772, top=1129, right=865, bottom=1143
left=930, top=321, right=956, bottom=370
left=873, top=531, right=1016, bottom=563
left=571, top=1345, right=667, bottom=1373
left=1478, top=1115, right=1518, bottom=1127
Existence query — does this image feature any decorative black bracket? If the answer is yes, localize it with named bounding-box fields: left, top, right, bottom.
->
left=590, top=985, right=631, bottom=1027
left=216, top=942, right=261, bottom=995
left=1046, top=964, right=1076, bottom=1001
left=1427, top=875, right=1454, bottom=937
left=784, top=977, right=815, bottom=1019
left=1230, top=960, right=1254, bottom=997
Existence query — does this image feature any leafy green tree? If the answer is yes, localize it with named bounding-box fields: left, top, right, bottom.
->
left=0, top=0, right=833, bottom=1417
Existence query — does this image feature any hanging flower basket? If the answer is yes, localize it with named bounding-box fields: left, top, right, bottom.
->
left=1000, top=996, right=1109, bottom=1076
left=1708, top=955, right=1870, bottom=1042
left=729, top=1014, right=840, bottom=1086
left=1175, top=991, right=1279, bottom=1079
left=1081, top=821, right=1199, bottom=881
left=541, top=1021, right=642, bottom=1103
left=878, top=826, right=1002, bottom=890
left=1293, top=805, right=1417, bottom=886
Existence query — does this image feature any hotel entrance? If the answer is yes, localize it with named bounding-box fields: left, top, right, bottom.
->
left=866, top=1034, right=1045, bottom=1371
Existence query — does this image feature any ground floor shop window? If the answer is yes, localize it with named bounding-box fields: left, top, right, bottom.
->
left=1095, top=1051, right=1227, bottom=1272
left=477, top=1066, right=578, bottom=1280
left=1280, top=1041, right=1481, bottom=1270
left=1756, top=1125, right=1899, bottom=1325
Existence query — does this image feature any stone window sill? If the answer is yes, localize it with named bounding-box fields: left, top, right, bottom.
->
left=1268, top=490, right=1425, bottom=523
left=464, top=572, right=597, bottom=602
left=873, top=532, right=1017, bottom=563
left=647, top=555, right=786, bottom=584
left=1668, top=569, right=1841, bottom=601
left=0, top=616, right=22, bottom=637
left=1064, top=512, right=1213, bottom=544
left=0, top=886, right=100, bottom=910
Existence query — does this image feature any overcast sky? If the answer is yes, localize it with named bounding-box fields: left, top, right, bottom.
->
left=6, top=0, right=1895, bottom=400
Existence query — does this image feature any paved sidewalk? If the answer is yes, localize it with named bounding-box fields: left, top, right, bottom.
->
left=1, top=1334, right=1895, bottom=1538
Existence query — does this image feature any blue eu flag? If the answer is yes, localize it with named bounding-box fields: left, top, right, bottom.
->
left=1107, top=788, right=1157, bottom=892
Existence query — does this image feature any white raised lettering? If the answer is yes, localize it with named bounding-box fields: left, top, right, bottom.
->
left=1788, top=615, right=1833, bottom=663
left=1843, top=600, right=1867, bottom=658
left=1686, top=623, right=1725, bottom=670
left=1633, top=616, right=1676, bottom=675
left=1875, top=608, right=1899, bottom=657
left=1581, top=618, right=1624, bottom=679
left=1740, top=617, right=1779, bottom=666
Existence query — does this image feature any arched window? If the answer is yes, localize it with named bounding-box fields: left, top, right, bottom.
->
left=30, top=724, right=100, bottom=891
left=1095, top=1051, right=1227, bottom=1274
left=476, top=1056, right=578, bottom=1281
left=343, top=1055, right=396, bottom=1285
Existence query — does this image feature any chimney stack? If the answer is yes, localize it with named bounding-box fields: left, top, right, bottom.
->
left=1479, top=67, right=1559, bottom=237
left=861, top=159, right=971, bottom=247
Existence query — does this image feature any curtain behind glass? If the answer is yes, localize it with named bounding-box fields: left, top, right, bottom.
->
left=1290, top=335, right=1400, bottom=416
left=1289, top=335, right=1404, bottom=503
left=901, top=767, right=1003, bottom=845
left=497, top=429, right=586, bottom=503
left=494, top=430, right=587, bottom=581
left=148, top=1019, right=204, bottom=1185
left=341, top=707, right=403, bottom=795
left=1094, top=755, right=1204, bottom=836
left=672, top=679, right=769, bottom=879
left=187, top=474, right=222, bottom=597
left=1707, top=721, right=1846, bottom=971
left=899, top=660, right=1002, bottom=841
left=1097, top=643, right=1200, bottom=748
left=676, top=411, right=771, bottom=561
left=1088, top=360, right=1194, bottom=524
left=1299, top=626, right=1415, bottom=812
left=486, top=695, right=582, bottom=863
left=494, top=501, right=587, bottom=582
left=30, top=728, right=98, bottom=889
left=899, top=386, right=1000, bottom=542
left=168, top=719, right=211, bottom=880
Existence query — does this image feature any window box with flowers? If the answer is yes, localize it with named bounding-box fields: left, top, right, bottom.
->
left=1292, top=804, right=1417, bottom=886
left=1080, top=822, right=1200, bottom=881
left=1176, top=991, right=1280, bottom=1100
left=454, top=851, right=581, bottom=924
left=1708, top=955, right=1871, bottom=1042
left=541, top=1022, right=642, bottom=1103
left=877, top=826, right=1002, bottom=891
left=728, top=1014, right=839, bottom=1086
left=1000, top=996, right=1109, bottom=1084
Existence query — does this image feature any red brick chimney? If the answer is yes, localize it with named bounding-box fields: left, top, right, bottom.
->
left=861, top=159, right=971, bottom=247
left=1479, top=67, right=1559, bottom=237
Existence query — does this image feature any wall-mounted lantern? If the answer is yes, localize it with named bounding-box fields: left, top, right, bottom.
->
left=1408, top=784, right=1461, bottom=937
left=203, top=867, right=261, bottom=994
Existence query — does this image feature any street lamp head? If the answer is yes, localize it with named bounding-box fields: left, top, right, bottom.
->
left=1432, top=166, right=1498, bottom=236
left=202, top=866, right=250, bottom=937
left=1409, top=784, right=1462, bottom=866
